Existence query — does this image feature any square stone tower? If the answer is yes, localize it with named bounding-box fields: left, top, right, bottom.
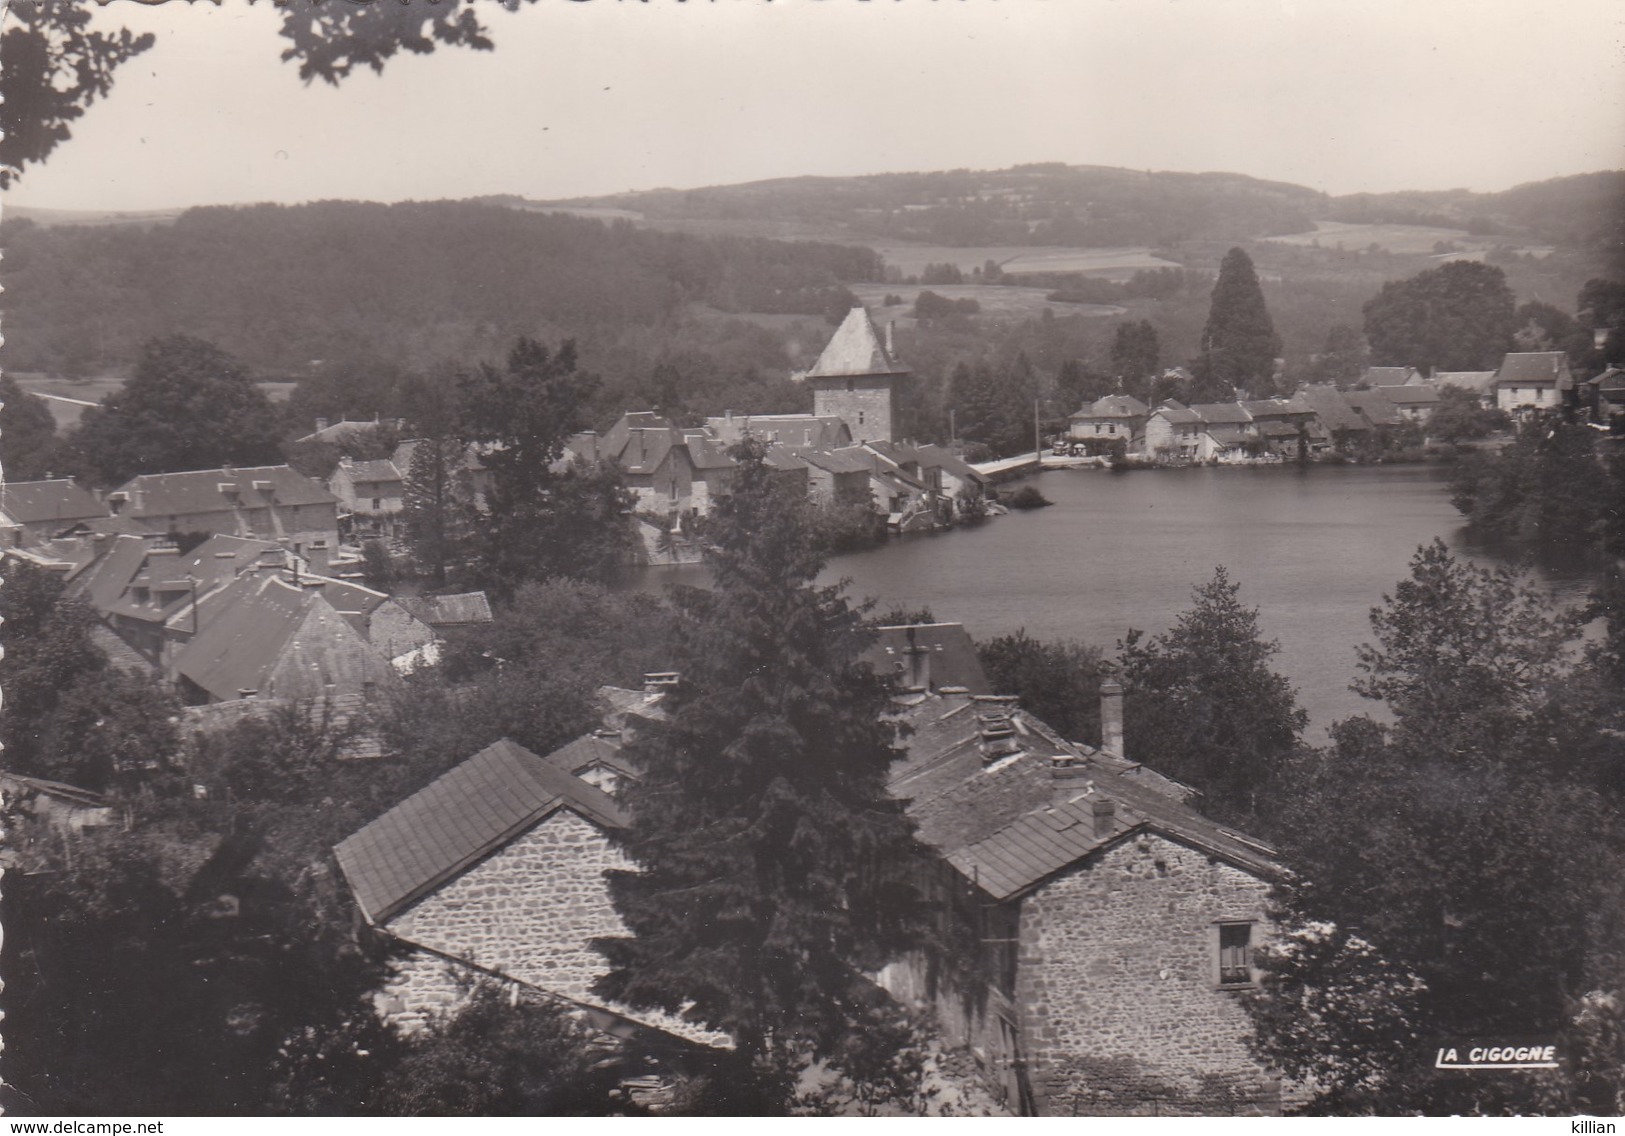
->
left=802, top=306, right=909, bottom=445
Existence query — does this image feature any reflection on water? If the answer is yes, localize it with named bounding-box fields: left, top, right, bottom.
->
left=630, top=464, right=1600, bottom=737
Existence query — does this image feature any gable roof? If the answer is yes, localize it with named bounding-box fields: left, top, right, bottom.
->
left=1072, top=394, right=1150, bottom=421
left=0, top=480, right=108, bottom=528
left=397, top=591, right=493, bottom=627
left=864, top=623, right=992, bottom=694
left=887, top=693, right=1281, bottom=901
left=1297, top=385, right=1372, bottom=433
left=682, top=432, right=738, bottom=472
left=1240, top=396, right=1313, bottom=419
left=1151, top=402, right=1204, bottom=426
left=1359, top=366, right=1419, bottom=386
left=333, top=458, right=403, bottom=485
left=804, top=307, right=910, bottom=379
left=913, top=443, right=987, bottom=485
left=1376, top=384, right=1441, bottom=406
left=707, top=414, right=851, bottom=450
left=335, top=737, right=627, bottom=925
left=1497, top=352, right=1574, bottom=387
left=115, top=466, right=337, bottom=518
left=1343, top=388, right=1402, bottom=426
left=72, top=534, right=155, bottom=613
left=801, top=447, right=875, bottom=476
left=1188, top=402, right=1254, bottom=426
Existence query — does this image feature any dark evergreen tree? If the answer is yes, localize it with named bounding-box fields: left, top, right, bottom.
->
left=0, top=373, right=62, bottom=480
left=65, top=335, right=281, bottom=486
left=400, top=435, right=472, bottom=587
left=1310, top=324, right=1367, bottom=386
left=595, top=441, right=931, bottom=1111
left=1194, top=247, right=1280, bottom=398
left=977, top=630, right=1108, bottom=744
left=1362, top=260, right=1517, bottom=373
left=1118, top=567, right=1306, bottom=824
left=1108, top=319, right=1160, bottom=393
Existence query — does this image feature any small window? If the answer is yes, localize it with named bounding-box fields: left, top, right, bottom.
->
left=859, top=411, right=866, bottom=425
left=1217, top=922, right=1254, bottom=986
left=846, top=379, right=856, bottom=392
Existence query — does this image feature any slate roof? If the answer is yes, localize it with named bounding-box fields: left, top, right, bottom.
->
left=398, top=591, right=493, bottom=627
left=1256, top=420, right=1303, bottom=438
left=914, top=443, right=987, bottom=484
left=1189, top=402, right=1254, bottom=426
left=612, top=427, right=678, bottom=477
left=683, top=432, right=738, bottom=472
left=1344, top=389, right=1402, bottom=426
left=887, top=692, right=1281, bottom=901
left=115, top=466, right=337, bottom=517
left=864, top=623, right=992, bottom=694
left=1359, top=366, right=1419, bottom=386
left=73, top=534, right=154, bottom=613
left=599, top=412, right=675, bottom=462
left=1297, top=385, right=1372, bottom=433
left=1152, top=402, right=1204, bottom=426
left=335, top=738, right=627, bottom=925
left=0, top=480, right=108, bottom=528
left=1240, top=396, right=1313, bottom=419
left=1376, top=384, right=1441, bottom=406
left=542, top=731, right=642, bottom=784
left=1201, top=424, right=1254, bottom=447
left=1424, top=371, right=1499, bottom=394
left=707, top=414, right=851, bottom=450
left=1073, top=394, right=1150, bottom=421
left=1590, top=367, right=1625, bottom=394
left=1496, top=351, right=1573, bottom=387
left=804, top=307, right=909, bottom=379
left=761, top=445, right=808, bottom=473
left=336, top=459, right=403, bottom=485
left=801, top=448, right=875, bottom=476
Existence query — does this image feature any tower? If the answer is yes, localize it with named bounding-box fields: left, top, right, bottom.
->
left=803, top=306, right=909, bottom=445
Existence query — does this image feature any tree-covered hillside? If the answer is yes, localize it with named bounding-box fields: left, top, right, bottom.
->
left=1, top=200, right=881, bottom=377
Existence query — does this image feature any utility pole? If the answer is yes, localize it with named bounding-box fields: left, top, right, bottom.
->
left=1034, top=398, right=1042, bottom=465
left=949, top=408, right=956, bottom=445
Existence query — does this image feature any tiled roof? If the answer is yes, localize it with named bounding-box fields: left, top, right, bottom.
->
left=1497, top=351, right=1573, bottom=387
left=336, top=459, right=403, bottom=484
left=335, top=737, right=627, bottom=924
left=801, top=448, right=875, bottom=476
left=1152, top=403, right=1204, bottom=426
left=888, top=692, right=1281, bottom=901
left=1344, top=389, right=1402, bottom=426
left=1240, top=397, right=1313, bottom=419
left=116, top=466, right=337, bottom=517
left=683, top=432, right=738, bottom=471
left=1360, top=366, right=1418, bottom=386
left=0, top=480, right=108, bottom=528
left=1073, top=394, right=1150, bottom=420
left=864, top=623, right=992, bottom=694
left=1297, top=385, right=1371, bottom=433
left=804, top=307, right=909, bottom=379
left=398, top=591, right=493, bottom=627
left=1189, top=402, right=1253, bottom=426
left=913, top=444, right=987, bottom=484
left=708, top=414, right=851, bottom=450
left=1376, top=384, right=1440, bottom=406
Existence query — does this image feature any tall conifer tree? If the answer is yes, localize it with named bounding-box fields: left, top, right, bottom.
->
left=595, top=441, right=929, bottom=1110
left=1195, top=247, right=1281, bottom=398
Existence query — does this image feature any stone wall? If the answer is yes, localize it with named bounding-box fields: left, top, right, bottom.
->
left=1016, top=833, right=1281, bottom=1116
left=386, top=809, right=631, bottom=1011
left=813, top=382, right=895, bottom=446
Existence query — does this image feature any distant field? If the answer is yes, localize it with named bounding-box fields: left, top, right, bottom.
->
left=1264, top=220, right=1552, bottom=259
left=14, top=374, right=296, bottom=432
left=870, top=245, right=1180, bottom=280
left=849, top=283, right=1124, bottom=321
left=5, top=204, right=185, bottom=228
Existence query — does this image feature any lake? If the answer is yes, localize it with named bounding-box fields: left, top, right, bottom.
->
left=637, top=464, right=1598, bottom=740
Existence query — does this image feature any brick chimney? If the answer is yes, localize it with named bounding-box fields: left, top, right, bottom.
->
left=306, top=539, right=332, bottom=577
left=1100, top=678, right=1124, bottom=759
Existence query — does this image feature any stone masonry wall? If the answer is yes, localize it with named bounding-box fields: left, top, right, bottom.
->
left=386, top=809, right=631, bottom=1013
left=1017, top=834, right=1280, bottom=1116
left=814, top=382, right=894, bottom=446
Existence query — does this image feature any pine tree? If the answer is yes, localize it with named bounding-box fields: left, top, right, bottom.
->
left=1195, top=248, right=1281, bottom=399
left=401, top=434, right=472, bottom=587
left=595, top=441, right=930, bottom=1110
left=1109, top=320, right=1160, bottom=396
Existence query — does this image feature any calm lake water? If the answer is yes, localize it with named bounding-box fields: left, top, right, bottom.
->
left=636, top=464, right=1598, bottom=739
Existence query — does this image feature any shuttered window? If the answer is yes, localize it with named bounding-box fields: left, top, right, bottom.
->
left=1218, top=922, right=1253, bottom=986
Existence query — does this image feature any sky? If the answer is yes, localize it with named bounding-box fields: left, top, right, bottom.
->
left=7, top=0, right=1624, bottom=213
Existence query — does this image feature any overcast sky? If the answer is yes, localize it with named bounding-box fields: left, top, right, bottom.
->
left=7, top=0, right=1624, bottom=213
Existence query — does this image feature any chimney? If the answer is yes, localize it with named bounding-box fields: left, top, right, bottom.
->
left=1092, top=797, right=1115, bottom=839
left=306, top=539, right=331, bottom=577
left=316, top=417, right=330, bottom=432
left=642, top=671, right=681, bottom=693
left=1100, top=678, right=1124, bottom=759
left=887, top=320, right=897, bottom=359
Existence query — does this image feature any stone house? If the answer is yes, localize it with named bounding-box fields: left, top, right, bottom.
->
left=1296, top=385, right=1375, bottom=452
left=1495, top=351, right=1575, bottom=415
left=1374, top=384, right=1441, bottom=423
left=328, top=456, right=406, bottom=539
left=109, top=465, right=339, bottom=555
left=0, top=479, right=109, bottom=547
left=1427, top=371, right=1499, bottom=407
left=1067, top=395, right=1150, bottom=453
left=880, top=682, right=1291, bottom=1115
left=334, top=734, right=724, bottom=1051
left=1584, top=367, right=1625, bottom=428
left=1143, top=402, right=1206, bottom=460
left=801, top=447, right=876, bottom=507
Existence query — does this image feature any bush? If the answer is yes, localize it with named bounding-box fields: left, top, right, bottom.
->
left=1003, top=485, right=1052, bottom=510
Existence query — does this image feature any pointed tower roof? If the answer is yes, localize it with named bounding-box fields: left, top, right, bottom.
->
left=805, top=306, right=910, bottom=379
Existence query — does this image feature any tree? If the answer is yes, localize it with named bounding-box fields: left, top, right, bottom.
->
left=1577, top=278, right=1625, bottom=371
left=1109, top=320, right=1160, bottom=393
left=1194, top=248, right=1280, bottom=398
left=458, top=338, right=634, bottom=591
left=595, top=441, right=931, bottom=1110
left=401, top=435, right=475, bottom=588
left=1426, top=384, right=1508, bottom=443
left=66, top=335, right=281, bottom=486
left=1310, top=324, right=1367, bottom=386
left=0, top=373, right=63, bottom=480
left=1449, top=421, right=1608, bottom=545
left=1249, top=544, right=1625, bottom=1114
left=1362, top=261, right=1517, bottom=373
left=0, top=0, right=154, bottom=188
left=977, top=630, right=1107, bottom=745
left=1117, top=568, right=1306, bottom=824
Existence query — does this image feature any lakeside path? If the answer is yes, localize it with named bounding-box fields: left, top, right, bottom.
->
left=972, top=453, right=1103, bottom=481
